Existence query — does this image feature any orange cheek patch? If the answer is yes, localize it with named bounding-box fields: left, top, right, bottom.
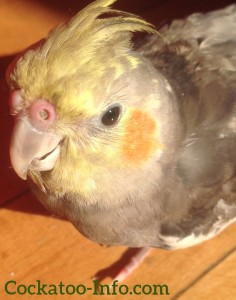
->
left=122, top=109, right=163, bottom=164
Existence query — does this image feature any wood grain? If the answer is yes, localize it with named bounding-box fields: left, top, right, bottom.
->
left=0, top=1, right=236, bottom=299
left=1, top=193, right=236, bottom=299
left=178, top=251, right=236, bottom=300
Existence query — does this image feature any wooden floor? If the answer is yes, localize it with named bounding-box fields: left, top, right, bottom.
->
left=0, top=0, right=236, bottom=299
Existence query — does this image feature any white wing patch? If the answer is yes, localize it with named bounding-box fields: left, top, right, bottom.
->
left=160, top=199, right=236, bottom=249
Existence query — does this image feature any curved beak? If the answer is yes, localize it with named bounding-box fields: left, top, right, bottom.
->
left=10, top=117, right=62, bottom=180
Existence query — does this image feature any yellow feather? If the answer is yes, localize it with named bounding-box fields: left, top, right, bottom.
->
left=9, top=0, right=162, bottom=199
left=10, top=0, right=157, bottom=120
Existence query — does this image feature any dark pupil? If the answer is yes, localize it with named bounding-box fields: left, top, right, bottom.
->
left=102, top=106, right=120, bottom=126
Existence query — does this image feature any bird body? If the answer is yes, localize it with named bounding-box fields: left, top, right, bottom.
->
left=8, top=0, right=236, bottom=251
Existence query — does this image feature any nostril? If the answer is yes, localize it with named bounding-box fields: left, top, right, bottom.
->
left=28, top=99, right=56, bottom=130
left=39, top=108, right=50, bottom=120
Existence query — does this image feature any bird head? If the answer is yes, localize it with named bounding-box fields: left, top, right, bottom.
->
left=8, top=0, right=180, bottom=204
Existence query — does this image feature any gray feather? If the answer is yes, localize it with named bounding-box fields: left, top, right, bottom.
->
left=32, top=5, right=236, bottom=249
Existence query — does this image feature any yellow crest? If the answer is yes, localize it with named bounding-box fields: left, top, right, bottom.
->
left=10, top=0, right=157, bottom=116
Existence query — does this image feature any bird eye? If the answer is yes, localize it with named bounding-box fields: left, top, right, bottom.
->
left=101, top=105, right=121, bottom=126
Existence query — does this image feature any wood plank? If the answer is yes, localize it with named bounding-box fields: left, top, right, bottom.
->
left=0, top=0, right=69, bottom=55
left=1, top=1, right=236, bottom=299
left=178, top=250, right=236, bottom=300
left=1, top=193, right=236, bottom=299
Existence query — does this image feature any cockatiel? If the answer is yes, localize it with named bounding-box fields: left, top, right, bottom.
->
left=7, top=0, right=236, bottom=281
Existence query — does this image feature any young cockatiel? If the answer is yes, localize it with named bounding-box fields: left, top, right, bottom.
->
left=7, top=0, right=236, bottom=281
